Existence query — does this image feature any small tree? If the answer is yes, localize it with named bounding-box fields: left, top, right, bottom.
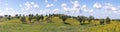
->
left=20, top=15, right=27, bottom=24
left=4, top=15, right=8, bottom=20
left=35, top=14, right=40, bottom=21
left=40, top=15, right=44, bottom=21
left=8, top=15, right=11, bottom=20
left=15, top=14, right=21, bottom=19
left=28, top=14, right=34, bottom=23
left=59, top=15, right=69, bottom=24
left=88, top=16, right=94, bottom=23
left=77, top=16, right=83, bottom=25
left=82, top=16, right=88, bottom=23
left=35, top=14, right=44, bottom=21
left=106, top=17, right=111, bottom=24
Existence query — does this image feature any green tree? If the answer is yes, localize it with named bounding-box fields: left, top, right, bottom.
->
left=59, top=15, right=69, bottom=24
left=8, top=15, right=11, bottom=20
left=77, top=16, right=83, bottom=25
left=4, top=15, right=8, bottom=20
left=100, top=19, right=104, bottom=25
left=28, top=14, right=34, bottom=23
left=15, top=14, right=21, bottom=19
left=88, top=16, right=94, bottom=23
left=106, top=17, right=111, bottom=24
left=20, top=15, right=27, bottom=24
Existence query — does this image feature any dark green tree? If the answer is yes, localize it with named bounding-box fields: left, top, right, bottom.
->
left=8, top=15, right=11, bottom=20
left=4, top=15, right=8, bottom=20
left=28, top=14, right=34, bottom=23
left=20, top=15, right=27, bottom=24
left=88, top=16, right=94, bottom=23
left=100, top=19, right=104, bottom=25
left=59, top=15, right=69, bottom=24
left=106, top=17, right=111, bottom=24
left=77, top=16, right=84, bottom=25
left=15, top=14, right=21, bottom=19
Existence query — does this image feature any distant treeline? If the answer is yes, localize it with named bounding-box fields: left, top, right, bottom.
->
left=0, top=14, right=118, bottom=25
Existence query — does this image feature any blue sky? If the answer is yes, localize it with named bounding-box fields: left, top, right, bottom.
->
left=0, top=0, right=120, bottom=19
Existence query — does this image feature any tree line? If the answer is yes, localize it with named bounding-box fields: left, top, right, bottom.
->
left=0, top=14, right=111, bottom=25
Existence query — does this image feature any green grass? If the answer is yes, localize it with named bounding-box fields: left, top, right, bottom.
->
left=0, top=17, right=120, bottom=32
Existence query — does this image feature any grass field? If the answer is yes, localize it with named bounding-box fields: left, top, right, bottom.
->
left=0, top=17, right=120, bottom=32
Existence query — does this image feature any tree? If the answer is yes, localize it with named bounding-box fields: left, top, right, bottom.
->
left=46, top=14, right=53, bottom=23
left=88, top=16, right=94, bottom=23
left=15, top=14, right=20, bottom=19
left=4, top=15, right=8, bottom=20
left=106, top=17, right=111, bottom=24
left=77, top=16, right=84, bottom=25
left=28, top=14, right=34, bottom=23
left=59, top=15, right=69, bottom=24
left=40, top=15, right=44, bottom=21
left=8, top=15, right=11, bottom=20
left=20, top=15, right=27, bottom=24
left=35, top=14, right=44, bottom=21
left=0, top=16, right=3, bottom=18
left=100, top=19, right=104, bottom=25
left=4, top=15, right=8, bottom=18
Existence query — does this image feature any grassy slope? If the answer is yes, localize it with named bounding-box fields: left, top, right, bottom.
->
left=0, top=17, right=120, bottom=32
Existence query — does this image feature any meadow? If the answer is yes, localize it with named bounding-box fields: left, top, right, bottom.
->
left=0, top=16, right=120, bottom=32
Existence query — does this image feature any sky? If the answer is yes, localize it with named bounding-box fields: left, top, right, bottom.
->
left=0, top=0, right=120, bottom=19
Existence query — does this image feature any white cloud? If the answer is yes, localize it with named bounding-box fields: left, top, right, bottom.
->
left=61, top=3, right=69, bottom=12
left=93, top=2, right=102, bottom=9
left=103, top=3, right=118, bottom=11
left=89, top=9, right=94, bottom=13
left=5, top=3, right=8, bottom=6
left=46, top=4, right=54, bottom=8
left=61, top=3, right=67, bottom=7
left=30, top=2, right=35, bottom=5
left=99, top=3, right=120, bottom=15
left=0, top=8, right=17, bottom=16
left=45, top=0, right=48, bottom=3
left=33, top=4, right=39, bottom=8
left=81, top=5, right=88, bottom=12
left=19, top=2, right=40, bottom=15
left=70, top=1, right=80, bottom=12
left=53, top=9, right=59, bottom=14
left=81, top=5, right=93, bottom=13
